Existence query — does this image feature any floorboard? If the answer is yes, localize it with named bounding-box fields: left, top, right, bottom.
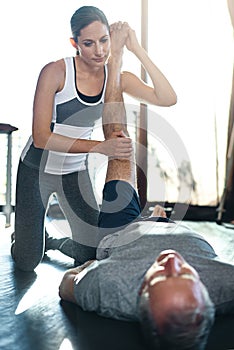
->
left=0, top=214, right=234, bottom=350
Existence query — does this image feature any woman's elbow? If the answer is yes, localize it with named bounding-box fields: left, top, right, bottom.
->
left=32, top=139, right=43, bottom=149
left=160, top=93, right=177, bottom=107
left=168, top=93, right=177, bottom=106
left=32, top=132, right=50, bottom=149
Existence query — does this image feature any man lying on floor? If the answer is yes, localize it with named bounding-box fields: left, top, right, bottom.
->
left=59, top=153, right=234, bottom=350
left=59, top=40, right=234, bottom=350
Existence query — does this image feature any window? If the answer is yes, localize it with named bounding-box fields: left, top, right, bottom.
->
left=0, top=0, right=232, bottom=213
left=146, top=0, right=233, bottom=206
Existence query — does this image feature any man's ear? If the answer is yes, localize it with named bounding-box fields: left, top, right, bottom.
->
left=70, top=37, right=78, bottom=49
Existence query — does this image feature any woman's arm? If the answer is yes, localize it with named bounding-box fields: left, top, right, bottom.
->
left=32, top=60, right=132, bottom=157
left=121, top=25, right=177, bottom=107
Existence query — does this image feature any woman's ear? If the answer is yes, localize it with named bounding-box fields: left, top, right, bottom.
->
left=70, top=37, right=78, bottom=49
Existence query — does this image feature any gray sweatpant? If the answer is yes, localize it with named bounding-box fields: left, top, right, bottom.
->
left=12, top=160, right=99, bottom=271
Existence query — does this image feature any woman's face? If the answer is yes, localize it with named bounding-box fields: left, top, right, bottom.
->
left=77, top=21, right=110, bottom=67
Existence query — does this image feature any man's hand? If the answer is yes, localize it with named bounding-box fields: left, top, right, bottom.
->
left=59, top=260, right=95, bottom=303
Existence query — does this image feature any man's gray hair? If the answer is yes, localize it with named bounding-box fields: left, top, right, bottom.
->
left=139, top=285, right=215, bottom=350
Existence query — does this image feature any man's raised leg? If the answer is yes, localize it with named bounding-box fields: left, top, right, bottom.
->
left=98, top=26, right=140, bottom=235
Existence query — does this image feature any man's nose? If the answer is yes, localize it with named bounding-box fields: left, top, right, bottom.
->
left=164, top=255, right=181, bottom=276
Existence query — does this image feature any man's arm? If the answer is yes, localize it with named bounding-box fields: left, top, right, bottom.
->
left=59, top=260, right=95, bottom=303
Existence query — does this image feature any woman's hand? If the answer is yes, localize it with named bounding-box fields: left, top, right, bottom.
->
left=125, top=26, right=141, bottom=54
left=110, top=22, right=140, bottom=55
left=95, top=130, right=133, bottom=158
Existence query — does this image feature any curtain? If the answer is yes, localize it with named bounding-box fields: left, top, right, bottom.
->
left=216, top=0, right=234, bottom=222
left=146, top=0, right=234, bottom=207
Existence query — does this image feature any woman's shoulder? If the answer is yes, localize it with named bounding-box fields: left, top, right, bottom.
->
left=41, top=58, right=66, bottom=74
left=36, top=58, right=69, bottom=91
left=38, top=58, right=68, bottom=85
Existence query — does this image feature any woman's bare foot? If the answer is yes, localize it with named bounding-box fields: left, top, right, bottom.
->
left=150, top=205, right=167, bottom=218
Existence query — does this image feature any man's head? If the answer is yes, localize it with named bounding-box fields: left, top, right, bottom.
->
left=139, top=250, right=215, bottom=349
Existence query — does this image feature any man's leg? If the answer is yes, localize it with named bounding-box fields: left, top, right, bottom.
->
left=102, top=31, right=136, bottom=188
left=98, top=28, right=141, bottom=237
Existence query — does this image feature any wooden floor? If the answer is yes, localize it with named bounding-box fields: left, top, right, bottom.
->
left=0, top=214, right=234, bottom=350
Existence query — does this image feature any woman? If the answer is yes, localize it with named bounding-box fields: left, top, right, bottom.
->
left=11, top=6, right=177, bottom=271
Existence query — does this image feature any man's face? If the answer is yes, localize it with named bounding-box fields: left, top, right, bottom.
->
left=141, top=250, right=206, bottom=332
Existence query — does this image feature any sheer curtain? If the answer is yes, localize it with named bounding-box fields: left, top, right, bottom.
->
left=146, top=0, right=234, bottom=206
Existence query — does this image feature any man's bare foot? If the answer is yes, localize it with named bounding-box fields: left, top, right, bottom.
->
left=150, top=205, right=167, bottom=218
